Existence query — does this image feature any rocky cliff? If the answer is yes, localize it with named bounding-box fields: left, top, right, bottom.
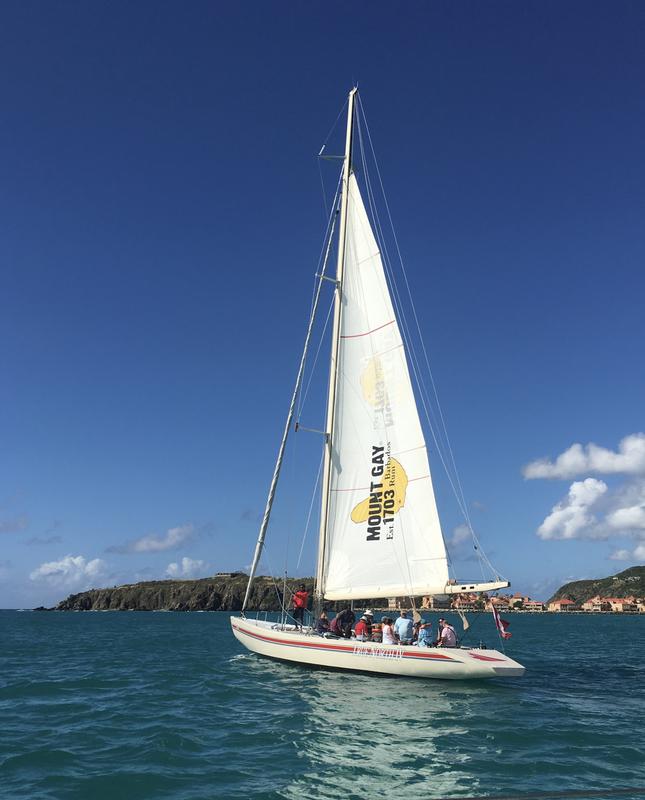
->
left=548, top=565, right=645, bottom=604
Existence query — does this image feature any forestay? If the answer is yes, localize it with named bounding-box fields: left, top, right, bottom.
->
left=322, top=175, right=449, bottom=601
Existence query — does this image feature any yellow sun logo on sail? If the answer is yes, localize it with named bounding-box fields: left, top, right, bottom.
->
left=360, top=356, right=384, bottom=407
left=351, top=451, right=408, bottom=542
left=360, top=356, right=394, bottom=426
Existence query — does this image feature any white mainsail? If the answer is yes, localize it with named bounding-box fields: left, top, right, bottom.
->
left=322, top=174, right=450, bottom=601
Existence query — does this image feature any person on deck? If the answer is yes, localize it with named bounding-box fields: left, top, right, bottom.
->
left=354, top=615, right=371, bottom=641
left=437, top=618, right=457, bottom=648
left=292, top=584, right=309, bottom=630
left=331, top=608, right=355, bottom=638
left=416, top=621, right=433, bottom=647
left=394, top=610, right=414, bottom=644
left=435, top=618, right=445, bottom=646
left=315, top=611, right=330, bottom=634
left=381, top=616, right=396, bottom=645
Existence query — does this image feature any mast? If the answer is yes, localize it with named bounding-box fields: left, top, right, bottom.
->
left=314, top=87, right=357, bottom=608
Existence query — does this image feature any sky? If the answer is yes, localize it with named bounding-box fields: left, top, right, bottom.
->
left=2, top=1, right=645, bottom=608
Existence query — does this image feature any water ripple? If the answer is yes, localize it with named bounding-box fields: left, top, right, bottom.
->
left=0, top=611, right=643, bottom=799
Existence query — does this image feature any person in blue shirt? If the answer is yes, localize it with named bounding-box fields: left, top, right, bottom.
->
left=393, top=610, right=414, bottom=644
left=416, top=621, right=433, bottom=647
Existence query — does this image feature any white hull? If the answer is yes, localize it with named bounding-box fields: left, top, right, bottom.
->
left=231, top=616, right=525, bottom=680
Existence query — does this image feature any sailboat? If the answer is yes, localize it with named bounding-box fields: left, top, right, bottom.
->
left=231, top=89, right=525, bottom=680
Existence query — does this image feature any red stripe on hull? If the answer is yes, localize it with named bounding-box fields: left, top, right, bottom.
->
left=468, top=652, right=506, bottom=662
left=232, top=621, right=456, bottom=662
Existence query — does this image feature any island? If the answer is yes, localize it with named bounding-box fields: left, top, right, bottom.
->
left=39, top=566, right=645, bottom=613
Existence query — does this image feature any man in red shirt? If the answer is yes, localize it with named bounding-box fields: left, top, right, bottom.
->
left=354, top=615, right=370, bottom=641
left=292, top=584, right=309, bottom=630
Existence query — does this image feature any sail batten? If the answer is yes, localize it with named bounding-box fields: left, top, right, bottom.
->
left=321, top=174, right=449, bottom=600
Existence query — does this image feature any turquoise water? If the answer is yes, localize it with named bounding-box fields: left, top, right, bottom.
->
left=0, top=610, right=643, bottom=800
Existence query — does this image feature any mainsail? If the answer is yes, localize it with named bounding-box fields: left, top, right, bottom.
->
left=322, top=174, right=450, bottom=601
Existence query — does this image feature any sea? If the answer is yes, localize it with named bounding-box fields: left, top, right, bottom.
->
left=0, top=610, right=643, bottom=800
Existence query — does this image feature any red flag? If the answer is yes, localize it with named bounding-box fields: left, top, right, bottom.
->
left=492, top=604, right=512, bottom=639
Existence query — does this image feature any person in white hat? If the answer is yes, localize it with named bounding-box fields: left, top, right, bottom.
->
left=354, top=609, right=374, bottom=641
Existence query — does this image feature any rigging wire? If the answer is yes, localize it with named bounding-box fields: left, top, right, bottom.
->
left=317, top=157, right=329, bottom=220
left=319, top=97, right=349, bottom=154
left=354, top=104, right=467, bottom=577
left=296, top=449, right=324, bottom=571
left=358, top=98, right=489, bottom=559
left=297, top=295, right=334, bottom=417
left=355, top=94, right=503, bottom=582
left=297, top=168, right=343, bottom=421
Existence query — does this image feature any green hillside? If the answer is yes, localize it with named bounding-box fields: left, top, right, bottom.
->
left=49, top=574, right=312, bottom=612
left=548, top=565, right=645, bottom=604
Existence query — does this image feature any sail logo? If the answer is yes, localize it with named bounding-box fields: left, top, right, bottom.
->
left=350, top=446, right=409, bottom=541
left=360, top=356, right=393, bottom=429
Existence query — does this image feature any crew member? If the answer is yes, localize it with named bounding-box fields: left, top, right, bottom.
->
left=292, top=583, right=309, bottom=630
left=437, top=618, right=457, bottom=647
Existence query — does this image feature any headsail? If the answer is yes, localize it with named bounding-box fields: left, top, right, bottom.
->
left=322, top=174, right=450, bottom=601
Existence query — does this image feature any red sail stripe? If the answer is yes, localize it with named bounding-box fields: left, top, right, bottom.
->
left=340, top=320, right=395, bottom=339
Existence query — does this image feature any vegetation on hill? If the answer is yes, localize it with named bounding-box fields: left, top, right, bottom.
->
left=47, top=575, right=380, bottom=612
left=51, top=574, right=313, bottom=612
left=548, top=566, right=645, bottom=604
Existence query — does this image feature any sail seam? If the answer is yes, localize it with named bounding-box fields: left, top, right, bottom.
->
left=392, top=444, right=427, bottom=457
left=340, top=319, right=395, bottom=339
left=355, top=251, right=380, bottom=266
left=330, top=473, right=430, bottom=492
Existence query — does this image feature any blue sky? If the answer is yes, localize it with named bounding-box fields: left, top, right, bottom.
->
left=2, top=1, right=645, bottom=607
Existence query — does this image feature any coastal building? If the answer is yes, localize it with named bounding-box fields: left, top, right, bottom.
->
left=522, top=599, right=546, bottom=612
left=603, top=596, right=638, bottom=613
left=451, top=593, right=482, bottom=611
left=547, top=599, right=578, bottom=612
left=485, top=596, right=511, bottom=611
left=420, top=595, right=451, bottom=611
left=581, top=596, right=611, bottom=612
left=576, top=595, right=645, bottom=612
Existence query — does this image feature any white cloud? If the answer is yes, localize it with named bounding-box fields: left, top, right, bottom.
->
left=537, top=479, right=608, bottom=540
left=448, top=524, right=471, bottom=548
left=634, top=543, right=645, bottom=561
left=606, top=504, right=645, bottom=531
left=30, top=555, right=106, bottom=588
left=165, top=557, right=208, bottom=579
left=132, top=525, right=194, bottom=553
left=536, top=474, right=645, bottom=544
left=609, top=549, right=630, bottom=561
left=523, top=433, right=645, bottom=480
left=108, top=524, right=194, bottom=554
